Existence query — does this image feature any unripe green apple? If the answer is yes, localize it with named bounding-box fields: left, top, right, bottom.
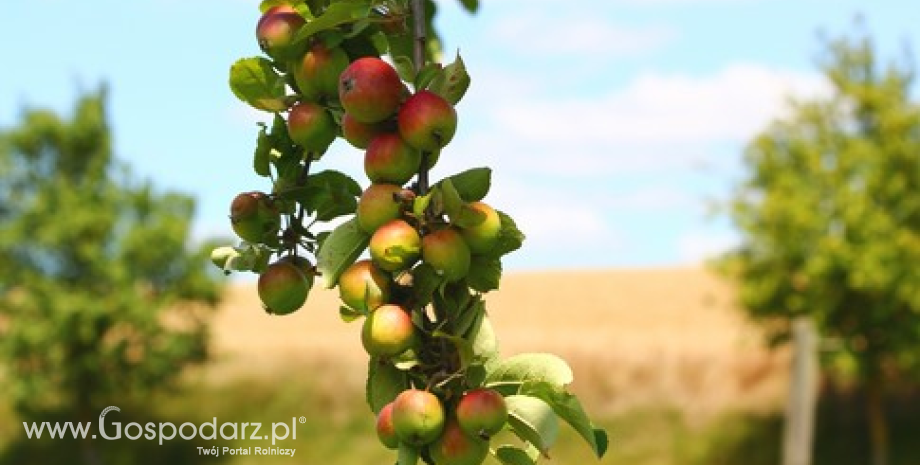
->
left=339, top=57, right=403, bottom=123
left=398, top=90, right=458, bottom=152
left=369, top=219, right=421, bottom=272
left=459, top=202, right=501, bottom=254
left=365, top=133, right=422, bottom=185
left=338, top=259, right=390, bottom=312
left=357, top=183, right=403, bottom=233
left=230, top=191, right=280, bottom=245
left=421, top=228, right=471, bottom=282
left=392, top=389, right=445, bottom=446
left=362, top=304, right=415, bottom=358
left=428, top=419, right=489, bottom=465
left=287, top=102, right=336, bottom=153
left=456, top=388, right=508, bottom=438
left=258, top=261, right=310, bottom=315
left=341, top=113, right=389, bottom=149
left=376, top=402, right=399, bottom=449
left=292, top=42, right=349, bottom=100
left=256, top=5, right=305, bottom=60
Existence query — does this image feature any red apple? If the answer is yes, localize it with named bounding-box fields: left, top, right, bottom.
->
left=258, top=261, right=311, bottom=315
left=287, top=102, right=336, bottom=152
left=338, top=259, right=390, bottom=312
left=342, top=112, right=389, bottom=149
left=339, top=57, right=403, bottom=123
left=256, top=5, right=305, bottom=60
left=398, top=90, right=457, bottom=152
left=362, top=304, right=415, bottom=357
left=369, top=219, right=421, bottom=272
left=365, top=133, right=422, bottom=185
left=392, top=389, right=445, bottom=446
left=421, top=228, right=471, bottom=282
left=428, top=419, right=489, bottom=465
left=292, top=42, right=349, bottom=100
left=459, top=202, right=501, bottom=254
left=357, top=183, right=403, bottom=233
left=376, top=402, right=399, bottom=449
left=456, top=388, right=508, bottom=438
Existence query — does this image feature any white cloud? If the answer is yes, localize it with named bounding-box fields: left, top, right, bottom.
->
left=491, top=15, right=675, bottom=58
left=493, top=63, right=826, bottom=147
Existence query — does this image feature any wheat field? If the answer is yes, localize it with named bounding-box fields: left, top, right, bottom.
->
left=208, top=267, right=789, bottom=419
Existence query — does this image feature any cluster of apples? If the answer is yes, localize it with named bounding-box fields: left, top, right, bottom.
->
left=375, top=387, right=507, bottom=465
left=245, top=5, right=514, bottom=464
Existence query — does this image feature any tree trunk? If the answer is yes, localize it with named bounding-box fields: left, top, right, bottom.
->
left=865, top=377, right=889, bottom=465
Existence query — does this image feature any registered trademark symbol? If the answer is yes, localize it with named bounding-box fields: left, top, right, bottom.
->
left=299, top=416, right=306, bottom=424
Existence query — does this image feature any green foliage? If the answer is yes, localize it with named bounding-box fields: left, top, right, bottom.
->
left=0, top=90, right=224, bottom=415
left=720, top=31, right=920, bottom=383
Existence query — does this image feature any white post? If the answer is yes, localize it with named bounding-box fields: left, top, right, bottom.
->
left=782, top=316, right=819, bottom=465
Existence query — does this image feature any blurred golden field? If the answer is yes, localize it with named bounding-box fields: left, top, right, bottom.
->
left=210, top=267, right=788, bottom=417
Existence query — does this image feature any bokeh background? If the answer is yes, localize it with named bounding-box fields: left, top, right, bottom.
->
left=2, top=1, right=919, bottom=464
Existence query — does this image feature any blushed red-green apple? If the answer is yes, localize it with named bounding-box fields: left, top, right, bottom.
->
left=459, top=202, right=501, bottom=254
left=392, top=389, right=445, bottom=446
left=361, top=304, right=415, bottom=357
left=341, top=113, right=389, bottom=149
left=258, top=261, right=310, bottom=315
left=292, top=42, right=349, bottom=100
left=421, top=227, right=471, bottom=282
left=398, top=90, right=457, bottom=152
left=456, top=388, right=508, bottom=438
left=357, top=183, right=403, bottom=233
left=339, top=57, right=403, bottom=123
left=287, top=102, right=336, bottom=152
left=338, top=259, right=390, bottom=312
left=365, top=133, right=421, bottom=185
left=256, top=5, right=305, bottom=59
left=428, top=419, right=489, bottom=465
left=230, top=191, right=280, bottom=245
left=369, top=219, right=421, bottom=272
left=376, top=402, right=399, bottom=449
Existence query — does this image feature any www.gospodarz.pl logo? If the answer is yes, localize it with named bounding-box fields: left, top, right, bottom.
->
left=23, top=405, right=304, bottom=445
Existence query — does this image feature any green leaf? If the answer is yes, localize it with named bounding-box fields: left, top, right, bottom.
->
left=439, top=179, right=463, bottom=220
left=467, top=256, right=501, bottom=292
left=428, top=53, right=470, bottom=105
left=410, top=263, right=442, bottom=307
left=493, top=446, right=535, bottom=465
left=457, top=0, right=479, bottom=13
left=505, top=395, right=559, bottom=458
left=485, top=353, right=574, bottom=391
left=413, top=192, right=432, bottom=219
left=525, top=384, right=607, bottom=459
left=441, top=167, right=491, bottom=202
left=310, top=170, right=363, bottom=196
left=490, top=211, right=525, bottom=257
left=415, top=62, right=443, bottom=91
left=454, top=295, right=484, bottom=337
left=469, top=312, right=499, bottom=364
left=293, top=1, right=372, bottom=44
left=229, top=57, right=288, bottom=111
left=453, top=203, right=486, bottom=229
left=366, top=359, right=408, bottom=414
left=397, top=443, right=419, bottom=465
left=316, top=217, right=370, bottom=288
left=254, top=124, right=271, bottom=177
left=393, top=55, right=416, bottom=85
left=594, top=428, right=609, bottom=458
left=339, top=305, right=364, bottom=323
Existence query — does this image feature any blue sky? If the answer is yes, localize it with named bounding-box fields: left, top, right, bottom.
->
left=2, top=0, right=918, bottom=271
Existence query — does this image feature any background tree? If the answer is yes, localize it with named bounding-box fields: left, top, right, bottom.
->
left=0, top=89, right=223, bottom=425
left=719, top=31, right=920, bottom=465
